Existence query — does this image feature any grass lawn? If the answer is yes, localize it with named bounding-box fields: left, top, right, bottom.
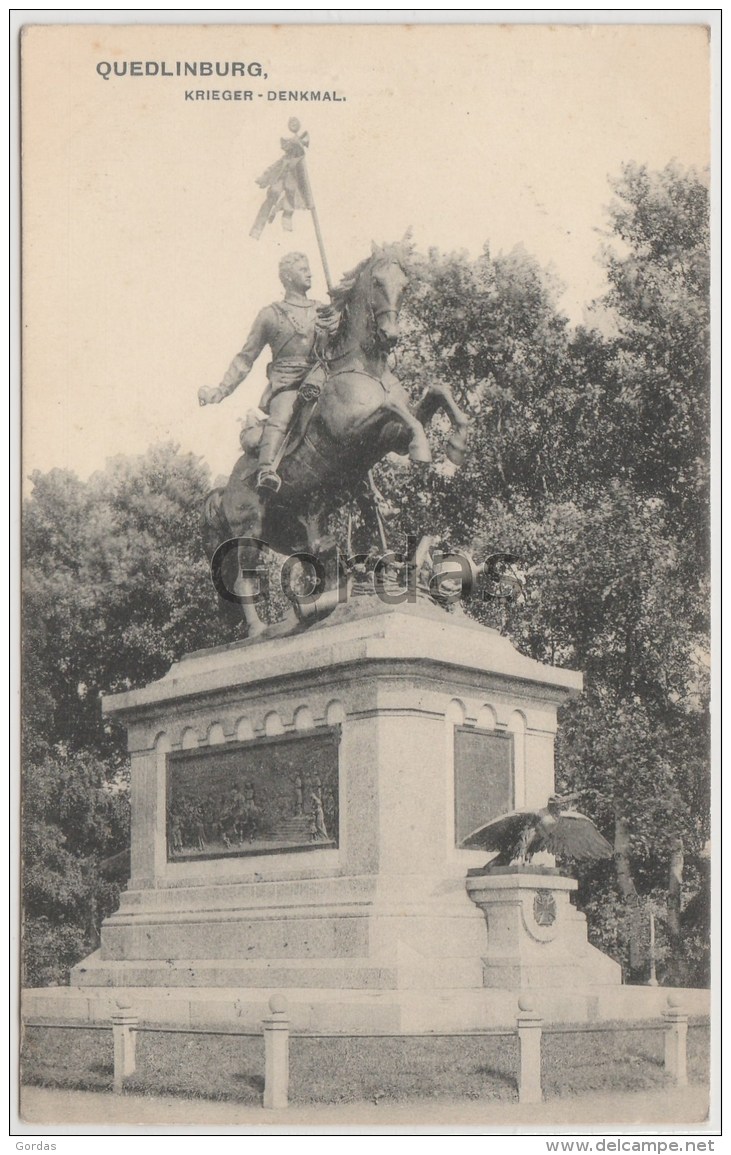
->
left=20, top=1022, right=710, bottom=1106
left=541, top=1025, right=710, bottom=1099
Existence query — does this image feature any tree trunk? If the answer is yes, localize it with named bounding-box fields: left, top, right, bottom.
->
left=667, top=837, right=685, bottom=984
left=614, top=815, right=642, bottom=973
left=614, top=815, right=637, bottom=900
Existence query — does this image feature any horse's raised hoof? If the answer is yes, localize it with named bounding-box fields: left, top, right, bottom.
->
left=376, top=499, right=398, bottom=521
left=446, top=428, right=468, bottom=467
left=408, top=437, right=432, bottom=464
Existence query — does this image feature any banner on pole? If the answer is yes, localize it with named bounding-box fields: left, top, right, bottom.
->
left=250, top=119, right=313, bottom=239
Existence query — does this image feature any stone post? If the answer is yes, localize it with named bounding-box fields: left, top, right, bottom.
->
left=516, top=996, right=543, bottom=1104
left=663, top=994, right=688, bottom=1086
left=263, top=994, right=290, bottom=1109
left=111, top=1001, right=138, bottom=1093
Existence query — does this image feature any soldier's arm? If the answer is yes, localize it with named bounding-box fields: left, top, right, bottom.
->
left=199, top=308, right=274, bottom=406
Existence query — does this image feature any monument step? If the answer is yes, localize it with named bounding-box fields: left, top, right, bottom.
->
left=71, top=951, right=486, bottom=991
left=113, top=873, right=478, bottom=914
left=22, top=983, right=711, bottom=1034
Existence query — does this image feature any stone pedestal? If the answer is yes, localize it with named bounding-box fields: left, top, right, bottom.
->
left=26, top=598, right=633, bottom=1031
left=465, top=869, right=621, bottom=989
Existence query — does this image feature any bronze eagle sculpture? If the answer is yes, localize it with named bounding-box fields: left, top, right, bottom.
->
left=462, top=794, right=614, bottom=870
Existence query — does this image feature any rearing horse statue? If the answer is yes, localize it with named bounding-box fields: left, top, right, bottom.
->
left=202, top=239, right=469, bottom=635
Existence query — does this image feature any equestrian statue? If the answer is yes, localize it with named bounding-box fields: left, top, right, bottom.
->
left=199, top=239, right=470, bottom=635
left=199, top=122, right=471, bottom=637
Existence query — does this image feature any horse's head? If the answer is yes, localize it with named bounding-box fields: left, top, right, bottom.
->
left=367, top=241, right=409, bottom=350
left=330, top=236, right=412, bottom=355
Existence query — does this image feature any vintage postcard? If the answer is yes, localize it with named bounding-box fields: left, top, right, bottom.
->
left=16, top=14, right=716, bottom=1142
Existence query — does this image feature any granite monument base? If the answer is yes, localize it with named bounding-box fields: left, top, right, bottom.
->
left=24, top=599, right=669, bottom=1033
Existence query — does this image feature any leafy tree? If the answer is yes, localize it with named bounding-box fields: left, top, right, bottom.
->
left=388, top=243, right=574, bottom=539
left=22, top=444, right=232, bottom=984
left=599, top=161, right=711, bottom=545
left=377, top=162, right=710, bottom=982
left=23, top=444, right=232, bottom=757
left=21, top=751, right=130, bottom=987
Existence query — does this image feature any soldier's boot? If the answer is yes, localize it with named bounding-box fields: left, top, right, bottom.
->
left=256, top=417, right=289, bottom=493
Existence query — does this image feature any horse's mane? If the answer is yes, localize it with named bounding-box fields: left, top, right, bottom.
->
left=326, top=239, right=413, bottom=357
left=329, top=254, right=373, bottom=313
left=329, top=239, right=413, bottom=312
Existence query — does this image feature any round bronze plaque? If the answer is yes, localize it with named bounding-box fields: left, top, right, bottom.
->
left=533, top=891, right=557, bottom=927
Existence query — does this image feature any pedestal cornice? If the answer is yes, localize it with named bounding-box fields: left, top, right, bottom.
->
left=102, top=600, right=582, bottom=722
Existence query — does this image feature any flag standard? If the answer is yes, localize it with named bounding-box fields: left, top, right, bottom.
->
left=249, top=125, right=312, bottom=238
left=249, top=119, right=333, bottom=293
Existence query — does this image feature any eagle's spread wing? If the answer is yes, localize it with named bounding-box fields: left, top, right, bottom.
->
left=543, top=811, right=613, bottom=861
left=462, top=810, right=537, bottom=852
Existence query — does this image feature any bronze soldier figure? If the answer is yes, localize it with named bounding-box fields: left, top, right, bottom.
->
left=199, top=252, right=333, bottom=492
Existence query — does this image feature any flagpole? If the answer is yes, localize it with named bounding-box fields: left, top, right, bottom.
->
left=305, top=185, right=334, bottom=296
left=250, top=119, right=335, bottom=296
left=289, top=119, right=334, bottom=295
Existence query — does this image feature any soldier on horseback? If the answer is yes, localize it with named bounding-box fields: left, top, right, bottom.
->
left=198, top=252, right=336, bottom=493
left=198, top=125, right=475, bottom=636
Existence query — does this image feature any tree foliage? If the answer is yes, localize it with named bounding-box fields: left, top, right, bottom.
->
left=382, top=161, right=710, bottom=982
left=22, top=444, right=231, bottom=984
left=600, top=161, right=711, bottom=543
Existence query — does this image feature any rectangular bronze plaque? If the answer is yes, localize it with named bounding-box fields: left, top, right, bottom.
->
left=166, top=728, right=339, bottom=860
left=454, top=726, right=514, bottom=846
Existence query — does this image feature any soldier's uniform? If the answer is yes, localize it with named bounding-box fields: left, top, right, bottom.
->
left=213, top=298, right=324, bottom=479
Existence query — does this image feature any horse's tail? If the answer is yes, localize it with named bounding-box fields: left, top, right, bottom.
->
left=201, top=487, right=231, bottom=559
